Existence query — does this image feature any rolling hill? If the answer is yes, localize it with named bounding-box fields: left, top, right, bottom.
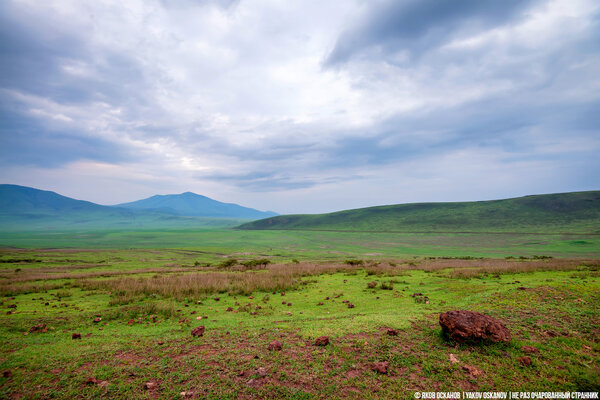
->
left=238, top=191, right=600, bottom=234
left=115, top=192, right=277, bottom=219
left=0, top=185, right=268, bottom=230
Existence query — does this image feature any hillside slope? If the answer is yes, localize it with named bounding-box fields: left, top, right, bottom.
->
left=115, top=192, right=277, bottom=219
left=238, top=191, right=600, bottom=233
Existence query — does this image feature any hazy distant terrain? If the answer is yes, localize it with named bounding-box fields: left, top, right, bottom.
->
left=0, top=185, right=272, bottom=230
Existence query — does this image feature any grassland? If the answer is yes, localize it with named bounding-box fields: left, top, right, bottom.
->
left=0, top=248, right=598, bottom=399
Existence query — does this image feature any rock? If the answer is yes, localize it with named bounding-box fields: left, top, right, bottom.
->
left=93, top=317, right=102, bottom=323
left=371, top=361, right=389, bottom=374
left=517, top=287, right=528, bottom=290
left=256, top=367, right=267, bottom=378
left=347, top=303, right=355, bottom=309
left=85, top=377, right=98, bottom=385
left=317, top=302, right=324, bottom=306
left=191, top=326, right=205, bottom=337
left=127, top=319, right=134, bottom=325
left=386, top=328, right=398, bottom=336
left=439, top=310, right=511, bottom=344
left=462, top=364, right=482, bottom=377
left=72, top=333, right=81, bottom=339
left=226, top=307, right=234, bottom=312
left=144, top=381, right=157, bottom=390
left=449, top=353, right=460, bottom=364
left=518, top=356, right=532, bottom=366
left=29, top=323, right=48, bottom=333
left=521, top=345, right=539, bottom=354
left=268, top=340, right=282, bottom=351
left=314, top=336, right=329, bottom=346
left=3, top=370, right=12, bottom=378
left=287, top=303, right=292, bottom=307
left=282, top=301, right=286, bottom=304
left=214, top=297, right=220, bottom=301
left=157, top=341, right=164, bottom=345
left=98, top=381, right=110, bottom=388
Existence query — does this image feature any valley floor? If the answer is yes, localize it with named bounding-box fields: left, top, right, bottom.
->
left=0, top=250, right=598, bottom=399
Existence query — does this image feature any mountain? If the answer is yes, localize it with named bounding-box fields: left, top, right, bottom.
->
left=115, top=192, right=277, bottom=219
left=238, top=191, right=600, bottom=234
left=0, top=185, right=260, bottom=230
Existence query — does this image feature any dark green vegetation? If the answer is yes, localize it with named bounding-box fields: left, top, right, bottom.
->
left=0, top=185, right=269, bottom=230
left=116, top=191, right=277, bottom=219
left=0, top=250, right=598, bottom=399
left=239, top=191, right=600, bottom=233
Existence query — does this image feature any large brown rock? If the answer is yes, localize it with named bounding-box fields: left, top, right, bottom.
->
left=439, top=310, right=511, bottom=344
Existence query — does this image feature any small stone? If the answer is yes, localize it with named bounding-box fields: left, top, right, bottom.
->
left=287, top=303, right=292, bottom=307
left=518, top=356, right=532, bottom=366
left=226, top=307, right=233, bottom=312
left=144, top=381, right=157, bottom=390
left=85, top=376, right=98, bottom=385
left=93, top=317, right=102, bottom=323
left=268, top=340, right=282, bottom=351
left=449, top=353, right=460, bottom=364
left=386, top=328, right=398, bottom=336
left=462, top=364, right=482, bottom=377
left=317, top=302, right=324, bottom=306
left=371, top=361, right=389, bottom=374
left=256, top=367, right=267, bottom=378
left=521, top=345, right=539, bottom=354
left=29, top=324, right=48, bottom=333
left=347, top=303, right=355, bottom=309
left=191, top=326, right=205, bottom=337
left=72, top=333, right=81, bottom=339
left=315, top=336, right=329, bottom=346
left=214, top=297, right=220, bottom=301
left=157, top=341, right=164, bottom=345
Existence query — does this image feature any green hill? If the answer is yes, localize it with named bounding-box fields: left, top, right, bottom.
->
left=238, top=191, right=600, bottom=234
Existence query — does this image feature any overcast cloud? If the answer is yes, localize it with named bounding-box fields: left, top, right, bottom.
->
left=0, top=0, right=598, bottom=213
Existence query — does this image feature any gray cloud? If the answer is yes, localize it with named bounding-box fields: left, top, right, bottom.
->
left=0, top=0, right=598, bottom=211
left=326, top=0, right=539, bottom=65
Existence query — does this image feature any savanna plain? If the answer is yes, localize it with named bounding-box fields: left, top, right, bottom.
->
left=0, top=228, right=599, bottom=399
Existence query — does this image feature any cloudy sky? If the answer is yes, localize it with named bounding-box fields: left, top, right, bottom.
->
left=1, top=0, right=599, bottom=213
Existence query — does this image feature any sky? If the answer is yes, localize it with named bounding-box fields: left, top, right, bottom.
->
left=0, top=0, right=599, bottom=214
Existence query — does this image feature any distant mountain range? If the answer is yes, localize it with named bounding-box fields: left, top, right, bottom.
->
left=238, top=191, right=600, bottom=234
left=0, top=184, right=276, bottom=230
left=116, top=192, right=277, bottom=219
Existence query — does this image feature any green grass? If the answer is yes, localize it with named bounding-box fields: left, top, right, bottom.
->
left=239, top=190, right=600, bottom=234
left=1, top=228, right=599, bottom=260
left=0, top=250, right=598, bottom=399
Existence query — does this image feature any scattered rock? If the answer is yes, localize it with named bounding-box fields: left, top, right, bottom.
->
left=462, top=364, right=482, bottom=377
left=315, top=336, right=329, bottom=346
left=98, top=381, right=110, bottom=388
left=518, top=356, right=532, bottom=366
left=317, top=302, right=324, bottom=306
left=386, top=328, right=398, bottom=336
left=214, top=297, right=220, bottom=301
left=281, top=292, right=285, bottom=296
left=347, top=303, right=355, bottom=309
left=93, top=317, right=102, bottom=323
left=282, top=301, right=286, bottom=305
left=256, top=367, right=267, bottom=378
left=72, top=333, right=81, bottom=339
left=410, top=293, right=422, bottom=297
left=29, top=323, right=48, bottom=333
left=85, top=377, right=98, bottom=385
left=127, top=319, right=134, bottom=325
left=3, top=370, right=12, bottom=378
left=268, top=340, right=282, bottom=351
left=226, top=307, right=234, bottom=312
left=449, top=353, right=460, bottom=364
left=197, top=300, right=203, bottom=305
left=248, top=296, right=254, bottom=299
left=371, top=361, right=389, bottom=374
left=144, top=381, right=157, bottom=390
left=517, top=287, right=528, bottom=291
left=157, top=341, right=164, bottom=345
left=439, top=310, right=511, bottom=344
left=191, top=326, right=205, bottom=337
left=287, top=303, right=292, bottom=307
left=521, top=345, right=539, bottom=354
